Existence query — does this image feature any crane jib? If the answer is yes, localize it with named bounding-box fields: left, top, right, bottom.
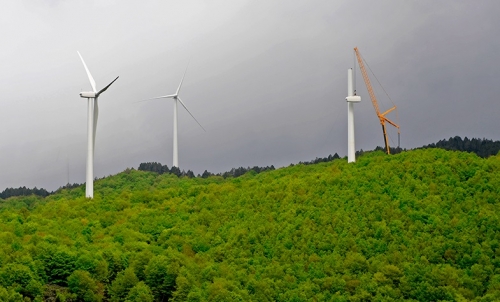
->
left=354, top=47, right=400, bottom=155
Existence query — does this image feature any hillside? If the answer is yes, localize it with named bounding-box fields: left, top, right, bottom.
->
left=1, top=149, right=500, bottom=301
left=3, top=135, right=500, bottom=201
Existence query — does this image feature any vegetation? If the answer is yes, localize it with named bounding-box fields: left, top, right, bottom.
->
left=422, top=136, right=500, bottom=158
left=138, top=162, right=276, bottom=179
left=0, top=187, right=50, bottom=200
left=0, top=147, right=500, bottom=301
left=3, top=136, right=499, bottom=201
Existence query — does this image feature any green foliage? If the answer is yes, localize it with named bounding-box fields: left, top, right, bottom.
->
left=125, top=282, right=154, bottom=302
left=37, top=245, right=76, bottom=286
left=0, top=286, right=24, bottom=301
left=0, top=148, right=500, bottom=301
left=42, top=284, right=76, bottom=302
left=144, top=253, right=178, bottom=301
left=0, top=263, right=42, bottom=299
left=423, top=136, right=500, bottom=158
left=67, top=270, right=102, bottom=301
left=0, top=187, right=50, bottom=200
left=108, top=268, right=138, bottom=301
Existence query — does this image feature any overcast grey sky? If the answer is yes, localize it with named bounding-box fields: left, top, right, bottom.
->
left=1, top=0, right=499, bottom=191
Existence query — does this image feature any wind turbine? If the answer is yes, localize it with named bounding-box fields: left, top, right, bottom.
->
left=77, top=51, right=119, bottom=198
left=142, top=66, right=205, bottom=168
left=346, top=68, right=361, bottom=163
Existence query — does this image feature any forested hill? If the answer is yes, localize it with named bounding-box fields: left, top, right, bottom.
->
left=2, top=136, right=499, bottom=200
left=1, top=148, right=500, bottom=301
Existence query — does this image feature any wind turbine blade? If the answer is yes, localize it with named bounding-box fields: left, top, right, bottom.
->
left=93, top=98, right=98, bottom=155
left=97, top=76, right=119, bottom=96
left=77, top=51, right=97, bottom=93
left=176, top=64, right=189, bottom=95
left=177, top=97, right=206, bottom=132
left=135, top=95, right=176, bottom=103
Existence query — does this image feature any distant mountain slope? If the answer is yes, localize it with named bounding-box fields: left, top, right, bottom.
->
left=1, top=148, right=500, bottom=301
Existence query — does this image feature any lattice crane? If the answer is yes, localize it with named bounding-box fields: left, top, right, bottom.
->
left=354, top=47, right=400, bottom=154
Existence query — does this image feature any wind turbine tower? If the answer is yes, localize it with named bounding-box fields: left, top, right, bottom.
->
left=77, top=52, right=119, bottom=198
left=142, top=66, right=205, bottom=168
left=346, top=68, right=361, bottom=163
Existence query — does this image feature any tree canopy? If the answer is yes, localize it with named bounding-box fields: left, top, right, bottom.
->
left=0, top=148, right=500, bottom=301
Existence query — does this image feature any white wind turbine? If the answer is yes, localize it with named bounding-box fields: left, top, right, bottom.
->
left=142, top=66, right=205, bottom=168
left=77, top=51, right=119, bottom=198
left=346, top=68, right=361, bottom=163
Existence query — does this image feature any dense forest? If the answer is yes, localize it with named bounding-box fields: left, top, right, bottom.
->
left=0, top=187, right=50, bottom=200
left=0, top=148, right=500, bottom=301
left=422, top=136, right=500, bottom=158
left=2, top=136, right=498, bottom=200
left=137, top=162, right=276, bottom=179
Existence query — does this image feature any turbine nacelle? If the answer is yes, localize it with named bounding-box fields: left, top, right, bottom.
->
left=80, top=91, right=97, bottom=98
left=346, top=96, right=361, bottom=103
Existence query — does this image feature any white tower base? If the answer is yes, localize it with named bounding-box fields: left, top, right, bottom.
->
left=173, top=98, right=178, bottom=168
left=86, top=98, right=94, bottom=198
left=346, top=68, right=361, bottom=163
left=347, top=102, right=355, bottom=163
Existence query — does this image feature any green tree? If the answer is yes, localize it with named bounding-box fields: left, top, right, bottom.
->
left=125, top=282, right=154, bottom=302
left=38, top=246, right=76, bottom=286
left=145, top=255, right=177, bottom=301
left=0, top=286, right=24, bottom=301
left=109, top=268, right=139, bottom=301
left=67, top=270, right=102, bottom=302
left=0, top=263, right=42, bottom=299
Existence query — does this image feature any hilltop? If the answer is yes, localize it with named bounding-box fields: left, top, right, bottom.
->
left=2, top=136, right=500, bottom=200
left=1, top=148, right=500, bottom=301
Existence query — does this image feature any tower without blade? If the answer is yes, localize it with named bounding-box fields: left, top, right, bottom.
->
left=354, top=47, right=400, bottom=154
left=77, top=51, right=119, bottom=198
left=141, top=65, right=205, bottom=168
left=346, top=68, right=361, bottom=163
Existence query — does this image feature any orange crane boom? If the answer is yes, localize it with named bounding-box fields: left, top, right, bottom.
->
left=354, top=47, right=400, bottom=154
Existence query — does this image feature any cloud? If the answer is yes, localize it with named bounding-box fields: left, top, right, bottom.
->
left=1, top=0, right=500, bottom=190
